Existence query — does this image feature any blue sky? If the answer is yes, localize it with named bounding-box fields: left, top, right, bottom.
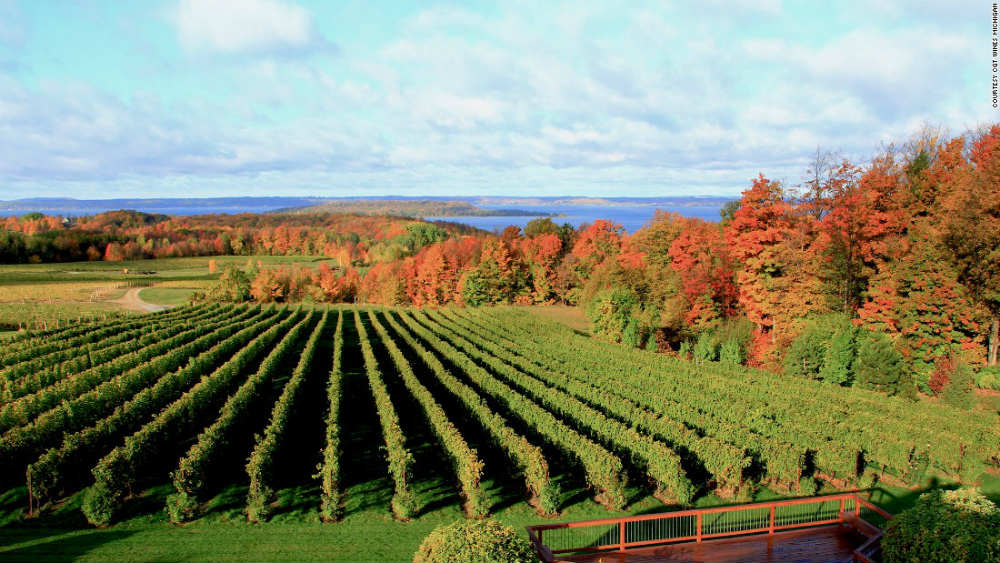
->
left=0, top=0, right=990, bottom=199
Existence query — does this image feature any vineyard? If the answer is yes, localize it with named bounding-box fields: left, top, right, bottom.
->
left=0, top=304, right=998, bottom=553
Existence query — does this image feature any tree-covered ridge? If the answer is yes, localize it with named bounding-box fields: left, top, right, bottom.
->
left=0, top=211, right=477, bottom=265
left=274, top=199, right=544, bottom=217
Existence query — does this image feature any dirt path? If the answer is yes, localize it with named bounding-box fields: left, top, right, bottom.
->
left=108, top=288, right=169, bottom=313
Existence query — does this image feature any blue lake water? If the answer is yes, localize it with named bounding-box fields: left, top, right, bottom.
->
left=429, top=204, right=725, bottom=234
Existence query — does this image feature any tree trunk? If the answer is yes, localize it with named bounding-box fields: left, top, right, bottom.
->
left=990, top=316, right=999, bottom=366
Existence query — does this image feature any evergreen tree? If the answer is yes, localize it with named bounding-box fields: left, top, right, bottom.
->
left=855, top=331, right=913, bottom=398
left=622, top=318, right=641, bottom=348
left=941, top=361, right=976, bottom=410
left=718, top=337, right=744, bottom=365
left=693, top=331, right=718, bottom=363
left=783, top=327, right=828, bottom=379
left=818, top=327, right=858, bottom=385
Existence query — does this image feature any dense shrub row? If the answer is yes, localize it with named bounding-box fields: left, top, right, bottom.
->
left=431, top=309, right=747, bottom=496
left=2, top=305, right=224, bottom=401
left=0, top=307, right=271, bottom=480
left=477, top=309, right=1000, bottom=485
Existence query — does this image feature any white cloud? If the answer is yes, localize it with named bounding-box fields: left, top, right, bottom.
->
left=171, top=0, right=315, bottom=53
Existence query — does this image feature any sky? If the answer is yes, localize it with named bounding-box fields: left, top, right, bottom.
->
left=0, top=0, right=992, bottom=200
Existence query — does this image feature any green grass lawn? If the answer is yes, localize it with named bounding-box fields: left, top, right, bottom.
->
left=518, top=305, right=591, bottom=335
left=0, top=475, right=979, bottom=563
left=137, top=288, right=198, bottom=307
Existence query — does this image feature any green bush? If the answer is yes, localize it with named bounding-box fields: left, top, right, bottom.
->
left=883, top=488, right=1000, bottom=563
left=165, top=492, right=199, bottom=523
left=81, top=481, right=119, bottom=527
left=622, top=317, right=641, bottom=348
left=585, top=288, right=638, bottom=345
left=644, top=330, right=659, bottom=352
left=413, top=519, right=536, bottom=563
left=716, top=318, right=752, bottom=365
left=977, top=365, right=1000, bottom=391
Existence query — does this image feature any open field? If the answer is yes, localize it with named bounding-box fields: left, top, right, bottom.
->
left=0, top=256, right=325, bottom=329
left=137, top=288, right=198, bottom=307
left=0, top=304, right=997, bottom=561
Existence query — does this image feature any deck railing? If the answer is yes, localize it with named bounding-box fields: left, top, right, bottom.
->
left=526, top=492, right=893, bottom=563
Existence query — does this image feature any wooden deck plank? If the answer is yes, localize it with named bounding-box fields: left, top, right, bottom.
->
left=560, top=525, right=865, bottom=563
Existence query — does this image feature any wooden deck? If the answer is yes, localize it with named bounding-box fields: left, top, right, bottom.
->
left=558, top=525, right=867, bottom=563
left=527, top=493, right=892, bottom=563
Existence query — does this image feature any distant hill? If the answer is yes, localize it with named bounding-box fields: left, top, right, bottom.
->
left=275, top=199, right=546, bottom=217
left=0, top=197, right=328, bottom=216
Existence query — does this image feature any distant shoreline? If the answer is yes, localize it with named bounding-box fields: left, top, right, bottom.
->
left=0, top=195, right=736, bottom=217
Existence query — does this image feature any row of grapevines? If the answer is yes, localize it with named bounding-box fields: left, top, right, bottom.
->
left=245, top=310, right=330, bottom=522
left=2, top=325, right=146, bottom=385
left=26, top=308, right=289, bottom=506
left=0, top=305, right=204, bottom=371
left=428, top=309, right=749, bottom=495
left=355, top=309, right=417, bottom=520
left=377, top=311, right=558, bottom=516
left=0, top=305, right=182, bottom=352
left=0, top=307, right=181, bottom=361
left=393, top=311, right=628, bottom=510
left=718, top=367, right=987, bottom=478
left=0, top=306, right=274, bottom=480
left=470, top=310, right=917, bottom=484
left=1, top=305, right=227, bottom=402
left=409, top=310, right=693, bottom=504
left=166, top=310, right=317, bottom=522
left=445, top=310, right=805, bottom=486
left=82, top=309, right=307, bottom=526
left=535, top=305, right=999, bottom=461
left=317, top=310, right=345, bottom=521
left=450, top=309, right=805, bottom=488
left=367, top=310, right=489, bottom=517
left=0, top=306, right=250, bottom=430
left=0, top=304, right=265, bottom=438
left=455, top=309, right=812, bottom=488
left=465, top=309, right=845, bottom=484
